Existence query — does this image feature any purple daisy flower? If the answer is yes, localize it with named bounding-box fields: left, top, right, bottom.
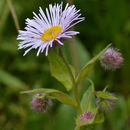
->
left=17, top=2, right=84, bottom=56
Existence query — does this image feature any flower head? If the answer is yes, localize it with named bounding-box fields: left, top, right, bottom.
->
left=30, top=93, right=52, bottom=112
left=80, top=111, right=94, bottom=121
left=100, top=47, right=124, bottom=70
left=17, top=2, right=84, bottom=56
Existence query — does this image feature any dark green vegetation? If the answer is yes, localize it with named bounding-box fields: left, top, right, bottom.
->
left=0, top=0, right=130, bottom=130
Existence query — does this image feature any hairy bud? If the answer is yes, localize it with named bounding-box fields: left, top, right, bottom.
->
left=97, top=93, right=116, bottom=112
left=30, top=93, right=52, bottom=112
left=100, top=47, right=123, bottom=70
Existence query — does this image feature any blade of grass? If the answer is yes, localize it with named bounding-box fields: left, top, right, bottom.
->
left=7, top=0, right=20, bottom=31
left=0, top=4, right=9, bottom=35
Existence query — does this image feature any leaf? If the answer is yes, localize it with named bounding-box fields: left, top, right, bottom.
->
left=81, top=79, right=96, bottom=113
left=76, top=44, right=111, bottom=84
left=0, top=69, right=27, bottom=90
left=96, top=91, right=118, bottom=100
left=93, top=113, right=104, bottom=124
left=76, top=80, right=97, bottom=130
left=48, top=49, right=75, bottom=91
left=21, top=88, right=77, bottom=107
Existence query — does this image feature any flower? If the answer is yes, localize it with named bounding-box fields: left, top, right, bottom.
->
left=80, top=111, right=94, bottom=121
left=100, top=47, right=124, bottom=70
left=30, top=93, right=52, bottom=112
left=17, top=2, right=84, bottom=56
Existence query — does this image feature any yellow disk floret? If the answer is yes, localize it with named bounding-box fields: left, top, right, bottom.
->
left=41, top=26, right=61, bottom=42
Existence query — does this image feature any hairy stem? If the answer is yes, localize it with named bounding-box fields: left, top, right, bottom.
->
left=59, top=49, right=82, bottom=115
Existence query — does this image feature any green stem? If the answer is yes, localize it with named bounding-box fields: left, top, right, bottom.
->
left=59, top=49, right=82, bottom=115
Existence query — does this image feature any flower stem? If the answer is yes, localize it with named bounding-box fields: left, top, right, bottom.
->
left=59, top=49, right=82, bottom=115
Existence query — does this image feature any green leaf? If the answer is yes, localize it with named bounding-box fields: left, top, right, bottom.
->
left=76, top=80, right=108, bottom=128
left=76, top=44, right=111, bottom=84
left=48, top=49, right=75, bottom=91
left=96, top=91, right=118, bottom=100
left=21, top=88, right=77, bottom=107
left=76, top=80, right=97, bottom=129
left=0, top=69, right=27, bottom=90
left=81, top=79, right=96, bottom=113
left=93, top=113, right=104, bottom=124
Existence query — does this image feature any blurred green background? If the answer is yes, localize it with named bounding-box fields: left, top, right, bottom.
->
left=0, top=0, right=130, bottom=130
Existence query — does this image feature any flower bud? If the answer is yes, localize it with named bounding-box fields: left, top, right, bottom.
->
left=30, top=93, right=52, bottom=112
left=100, top=47, right=123, bottom=70
left=97, top=93, right=116, bottom=112
left=80, top=111, right=94, bottom=121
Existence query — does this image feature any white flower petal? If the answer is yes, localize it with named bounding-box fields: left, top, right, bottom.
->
left=55, top=39, right=63, bottom=45
left=45, top=45, right=49, bottom=56
left=23, top=47, right=33, bottom=56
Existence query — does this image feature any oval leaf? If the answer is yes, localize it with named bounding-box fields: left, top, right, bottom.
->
left=81, top=79, right=96, bottom=113
left=21, top=88, right=77, bottom=107
left=76, top=44, right=111, bottom=84
left=48, top=50, right=75, bottom=91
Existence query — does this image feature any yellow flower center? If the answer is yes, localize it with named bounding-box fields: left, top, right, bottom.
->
left=41, top=26, right=62, bottom=42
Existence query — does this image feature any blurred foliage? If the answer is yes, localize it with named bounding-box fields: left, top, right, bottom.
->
left=0, top=0, right=130, bottom=130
